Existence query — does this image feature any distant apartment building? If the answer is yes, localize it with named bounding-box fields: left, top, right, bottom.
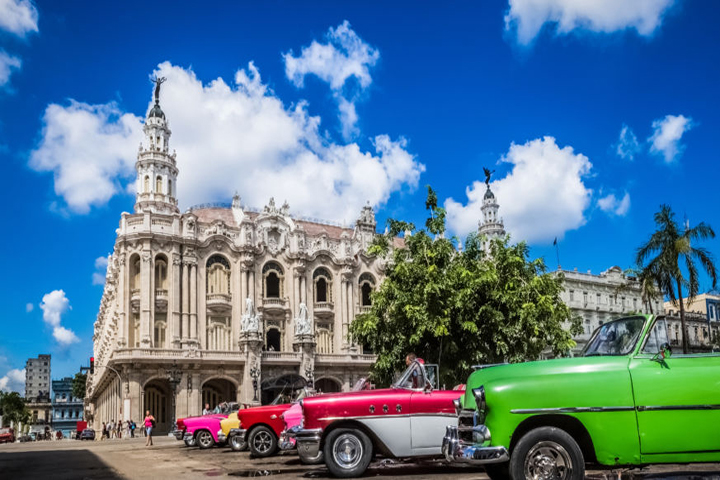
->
left=664, top=292, right=720, bottom=351
left=25, top=354, right=52, bottom=425
left=51, top=377, right=84, bottom=437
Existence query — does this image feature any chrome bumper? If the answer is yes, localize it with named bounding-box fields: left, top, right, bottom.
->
left=217, top=430, right=227, bottom=443
left=229, top=428, right=247, bottom=440
left=278, top=429, right=296, bottom=450
left=172, top=429, right=185, bottom=441
left=442, top=425, right=509, bottom=464
left=293, top=427, right=322, bottom=459
left=183, top=431, right=194, bottom=441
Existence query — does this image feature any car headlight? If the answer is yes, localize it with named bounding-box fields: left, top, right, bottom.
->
left=472, top=386, right=486, bottom=422
left=453, top=397, right=462, bottom=416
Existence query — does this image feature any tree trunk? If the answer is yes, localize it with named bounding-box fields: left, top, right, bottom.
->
left=677, top=279, right=688, bottom=354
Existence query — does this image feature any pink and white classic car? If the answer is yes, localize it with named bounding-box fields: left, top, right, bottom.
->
left=291, top=360, right=464, bottom=477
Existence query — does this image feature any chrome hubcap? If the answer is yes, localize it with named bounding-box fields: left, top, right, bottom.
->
left=333, top=434, right=363, bottom=470
left=524, top=441, right=572, bottom=480
left=198, top=431, right=212, bottom=447
left=253, top=431, right=272, bottom=453
left=231, top=435, right=244, bottom=449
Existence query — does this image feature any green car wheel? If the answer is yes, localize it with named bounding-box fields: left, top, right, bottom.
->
left=510, top=426, right=584, bottom=480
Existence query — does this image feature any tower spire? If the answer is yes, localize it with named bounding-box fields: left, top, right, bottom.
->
left=477, top=183, right=505, bottom=253
left=134, top=78, right=179, bottom=214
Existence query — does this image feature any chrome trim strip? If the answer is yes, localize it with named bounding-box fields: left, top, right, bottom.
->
left=471, top=363, right=507, bottom=370
left=637, top=404, right=720, bottom=412
left=318, top=412, right=457, bottom=422
left=510, top=406, right=635, bottom=414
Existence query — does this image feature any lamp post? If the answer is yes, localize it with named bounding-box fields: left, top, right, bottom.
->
left=304, top=366, right=314, bottom=389
left=166, top=361, right=182, bottom=431
left=250, top=364, right=260, bottom=402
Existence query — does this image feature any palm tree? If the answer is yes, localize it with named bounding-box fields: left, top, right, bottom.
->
left=636, top=205, right=718, bottom=353
left=618, top=265, right=661, bottom=314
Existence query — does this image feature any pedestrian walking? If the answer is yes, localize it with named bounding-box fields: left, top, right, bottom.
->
left=101, top=422, right=106, bottom=441
left=144, top=411, right=155, bottom=447
left=126, top=420, right=131, bottom=439
left=202, top=403, right=211, bottom=415
left=130, top=420, right=136, bottom=438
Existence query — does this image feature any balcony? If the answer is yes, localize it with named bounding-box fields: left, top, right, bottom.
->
left=207, top=293, right=232, bottom=312
left=313, top=301, right=334, bottom=313
left=262, top=297, right=287, bottom=311
left=130, top=289, right=140, bottom=312
left=261, top=351, right=301, bottom=364
left=155, top=289, right=168, bottom=311
left=315, top=353, right=376, bottom=366
left=357, top=305, right=372, bottom=315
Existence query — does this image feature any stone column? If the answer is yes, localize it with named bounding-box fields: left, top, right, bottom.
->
left=117, top=254, right=126, bottom=347
left=140, top=251, right=152, bottom=346
left=240, top=337, right=263, bottom=406
left=172, top=254, right=182, bottom=348
left=190, top=262, right=198, bottom=342
left=240, top=266, right=248, bottom=315
left=181, top=261, right=190, bottom=343
left=338, top=279, right=347, bottom=353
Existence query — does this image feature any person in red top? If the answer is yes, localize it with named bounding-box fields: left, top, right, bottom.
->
left=143, top=410, right=155, bottom=447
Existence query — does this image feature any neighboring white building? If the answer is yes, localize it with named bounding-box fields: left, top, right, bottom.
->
left=477, top=184, right=506, bottom=253
left=86, top=87, right=389, bottom=434
left=558, top=266, right=663, bottom=353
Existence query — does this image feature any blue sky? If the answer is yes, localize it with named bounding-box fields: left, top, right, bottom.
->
left=1, top=0, right=719, bottom=390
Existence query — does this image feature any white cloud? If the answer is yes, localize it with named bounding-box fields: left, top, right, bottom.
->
left=25, top=302, right=33, bottom=313
left=0, top=0, right=38, bottom=38
left=0, top=51, right=21, bottom=88
left=284, top=21, right=379, bottom=140
left=31, top=61, right=424, bottom=224
left=445, top=136, right=592, bottom=244
left=505, top=0, right=676, bottom=45
left=52, top=326, right=79, bottom=345
left=29, top=101, right=144, bottom=214
left=648, top=114, right=694, bottom=163
left=616, top=124, right=641, bottom=160
left=0, top=368, right=25, bottom=393
left=39, top=289, right=79, bottom=345
left=598, top=191, right=631, bottom=216
left=92, top=255, right=109, bottom=286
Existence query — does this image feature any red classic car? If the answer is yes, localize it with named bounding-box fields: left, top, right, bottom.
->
left=291, top=360, right=464, bottom=477
left=0, top=427, right=15, bottom=444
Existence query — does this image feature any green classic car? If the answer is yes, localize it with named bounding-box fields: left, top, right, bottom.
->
left=442, top=314, right=720, bottom=480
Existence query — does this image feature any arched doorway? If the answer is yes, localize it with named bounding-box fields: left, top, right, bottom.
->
left=315, top=377, right=342, bottom=394
left=266, top=328, right=281, bottom=351
left=201, top=378, right=237, bottom=411
left=144, top=380, right=171, bottom=434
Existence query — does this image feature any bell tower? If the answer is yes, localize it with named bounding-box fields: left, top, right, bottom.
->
left=478, top=184, right=506, bottom=253
left=135, top=77, right=179, bottom=214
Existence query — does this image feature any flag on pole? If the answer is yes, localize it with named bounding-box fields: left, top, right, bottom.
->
left=553, top=237, right=557, bottom=246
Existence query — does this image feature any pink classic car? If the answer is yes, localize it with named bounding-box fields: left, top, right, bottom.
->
left=290, top=360, right=464, bottom=477
left=173, top=402, right=239, bottom=449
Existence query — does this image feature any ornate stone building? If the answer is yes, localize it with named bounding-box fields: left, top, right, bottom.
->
left=86, top=87, right=385, bottom=433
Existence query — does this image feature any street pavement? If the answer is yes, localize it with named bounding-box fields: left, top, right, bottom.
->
left=1, top=435, right=719, bottom=479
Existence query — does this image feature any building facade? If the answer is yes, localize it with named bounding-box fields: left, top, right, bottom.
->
left=86, top=89, right=386, bottom=433
left=25, top=354, right=52, bottom=425
left=558, top=266, right=664, bottom=353
left=51, top=378, right=84, bottom=437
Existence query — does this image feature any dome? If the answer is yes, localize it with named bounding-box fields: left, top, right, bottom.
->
left=484, top=186, right=495, bottom=200
left=148, top=103, right=165, bottom=119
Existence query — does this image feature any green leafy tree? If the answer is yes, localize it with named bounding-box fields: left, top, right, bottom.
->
left=72, top=372, right=87, bottom=400
left=351, top=187, right=581, bottom=387
left=0, top=391, right=30, bottom=428
left=637, top=205, right=717, bottom=354
left=616, top=265, right=661, bottom=314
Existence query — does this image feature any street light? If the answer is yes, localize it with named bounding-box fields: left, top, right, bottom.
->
left=250, top=363, right=260, bottom=402
left=304, top=365, right=314, bottom=389
left=166, top=361, right=183, bottom=431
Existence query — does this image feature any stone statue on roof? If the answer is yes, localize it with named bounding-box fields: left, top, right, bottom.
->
left=152, top=76, right=166, bottom=104
left=483, top=167, right=495, bottom=186
left=295, top=302, right=313, bottom=336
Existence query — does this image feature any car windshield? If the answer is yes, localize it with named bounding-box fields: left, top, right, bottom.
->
left=582, top=316, right=647, bottom=356
left=393, top=361, right=427, bottom=390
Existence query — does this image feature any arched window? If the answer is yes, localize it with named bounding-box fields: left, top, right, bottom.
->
left=154, top=313, right=167, bottom=348
left=313, top=268, right=332, bottom=304
left=207, top=316, right=231, bottom=351
left=206, top=255, right=231, bottom=295
left=266, top=328, right=281, bottom=351
left=156, top=175, right=163, bottom=193
left=263, top=262, right=284, bottom=298
left=130, top=257, right=141, bottom=290
left=359, top=273, right=375, bottom=307
left=155, top=256, right=168, bottom=290
left=144, top=175, right=150, bottom=193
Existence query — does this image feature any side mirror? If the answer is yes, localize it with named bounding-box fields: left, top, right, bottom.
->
left=660, top=342, right=672, bottom=358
